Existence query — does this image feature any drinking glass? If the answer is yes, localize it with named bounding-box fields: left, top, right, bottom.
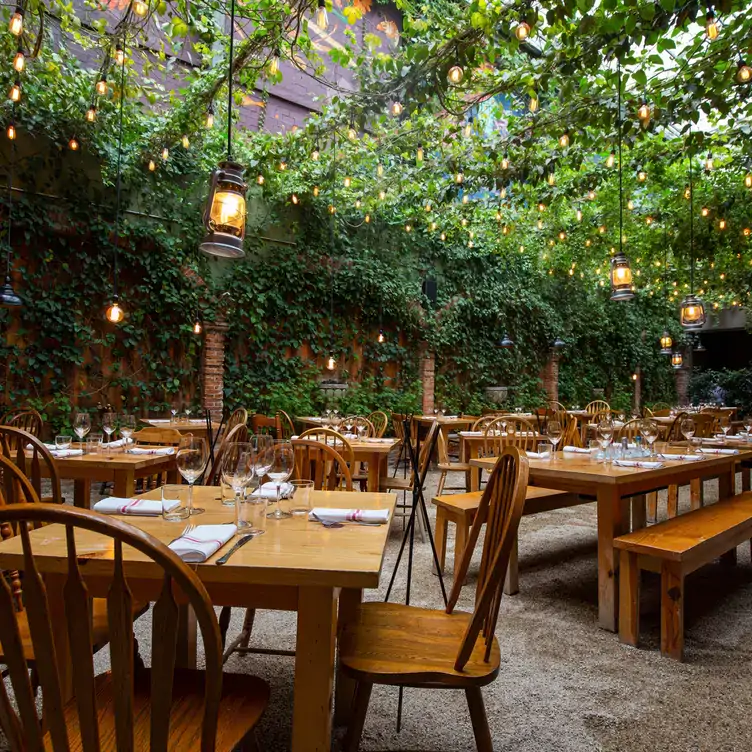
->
left=680, top=418, right=695, bottom=450
left=55, top=435, right=72, bottom=450
left=120, top=414, right=136, bottom=451
left=73, top=412, right=91, bottom=443
left=161, top=484, right=190, bottom=521
left=639, top=419, right=658, bottom=458
left=102, top=412, right=116, bottom=446
left=289, top=479, right=314, bottom=516
left=221, top=443, right=255, bottom=528
left=588, top=439, right=601, bottom=462
left=597, top=420, right=614, bottom=461
left=267, top=440, right=295, bottom=519
left=170, top=406, right=178, bottom=424
left=251, top=434, right=274, bottom=485
left=744, top=416, right=752, bottom=442
left=719, top=415, right=731, bottom=443
left=176, top=436, right=208, bottom=515
left=547, top=420, right=563, bottom=460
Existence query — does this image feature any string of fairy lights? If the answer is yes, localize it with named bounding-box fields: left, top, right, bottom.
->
left=2, top=0, right=750, bottom=364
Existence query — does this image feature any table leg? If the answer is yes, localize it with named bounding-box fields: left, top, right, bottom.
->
left=73, top=479, right=91, bottom=509
left=367, top=453, right=381, bottom=493
left=630, top=495, right=646, bottom=531
left=293, top=586, right=337, bottom=752
left=334, top=587, right=362, bottom=727
left=597, top=486, right=625, bottom=632
left=113, top=469, right=135, bottom=499
left=469, top=445, right=480, bottom=493
left=175, top=605, right=198, bottom=669
left=719, top=462, right=735, bottom=501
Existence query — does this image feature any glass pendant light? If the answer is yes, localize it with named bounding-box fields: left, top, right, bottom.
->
left=114, top=44, right=125, bottom=66
left=148, top=159, right=156, bottom=171
left=193, top=319, right=202, bottom=335
left=637, top=101, right=650, bottom=122
left=133, top=0, right=148, bottom=16
left=606, top=151, right=615, bottom=168
left=529, top=94, right=539, bottom=112
left=558, top=131, right=570, bottom=148
left=660, top=331, right=673, bottom=355
left=679, top=135, right=706, bottom=330
left=200, top=0, right=248, bottom=259
left=515, top=20, right=530, bottom=40
left=315, top=0, right=328, bottom=31
left=86, top=105, right=97, bottom=122
left=182, top=134, right=190, bottom=148
left=610, top=60, right=634, bottom=301
left=12, top=47, right=24, bottom=73
left=205, top=104, right=215, bottom=128
left=391, top=101, right=403, bottom=116
left=745, top=173, right=752, bottom=189
left=447, top=63, right=463, bottom=84
left=96, top=76, right=108, bottom=96
left=500, top=332, right=514, bottom=348
left=8, top=80, right=21, bottom=103
left=269, top=48, right=281, bottom=76
left=9, top=6, right=23, bottom=36
left=377, top=329, right=386, bottom=343
left=6, top=122, right=16, bottom=140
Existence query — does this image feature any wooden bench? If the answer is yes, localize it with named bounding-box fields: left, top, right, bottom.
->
left=432, top=486, right=587, bottom=594
left=615, top=491, right=752, bottom=661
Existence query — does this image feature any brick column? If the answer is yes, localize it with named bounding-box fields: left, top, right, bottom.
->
left=539, top=354, right=559, bottom=403
left=421, top=351, right=435, bottom=414
left=202, top=313, right=229, bottom=421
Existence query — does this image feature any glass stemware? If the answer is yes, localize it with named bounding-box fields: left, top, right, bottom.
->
left=639, top=419, right=658, bottom=458
left=680, top=418, right=695, bottom=450
left=719, top=415, right=731, bottom=444
left=597, top=420, right=614, bottom=462
left=547, top=420, right=563, bottom=460
left=120, top=414, right=136, bottom=452
left=176, top=436, right=208, bottom=515
left=102, top=412, right=116, bottom=446
left=267, top=440, right=295, bottom=519
left=744, top=416, right=752, bottom=442
left=73, top=412, right=91, bottom=444
left=251, top=434, right=274, bottom=490
left=170, top=406, right=178, bottom=424
left=221, top=442, right=262, bottom=533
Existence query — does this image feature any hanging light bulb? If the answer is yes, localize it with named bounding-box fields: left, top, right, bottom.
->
left=148, top=159, right=156, bottom=171
left=8, top=80, right=21, bottom=103
left=645, top=216, right=653, bottom=225
left=637, top=169, right=647, bottom=182
left=683, top=185, right=691, bottom=199
left=405, top=223, right=412, bottom=233
left=365, top=213, right=371, bottom=223
left=328, top=204, right=336, bottom=214
left=637, top=101, right=650, bottom=122
left=610, top=251, right=634, bottom=301
left=315, top=0, right=328, bottom=30
left=205, top=105, right=215, bottom=128
left=671, top=351, right=683, bottom=369
left=537, top=219, right=544, bottom=230
left=501, top=154, right=510, bottom=170
left=547, top=171, right=556, bottom=186
left=161, top=146, right=169, bottom=161
left=114, top=44, right=125, bottom=66
left=455, top=170, right=464, bottom=184
left=133, top=0, right=148, bottom=16
left=745, top=173, right=752, bottom=188
left=106, top=297, right=125, bottom=323
left=440, top=231, right=446, bottom=241
left=558, top=230, right=566, bottom=241
left=558, top=131, right=570, bottom=148
left=9, top=6, right=23, bottom=36
left=313, top=185, right=320, bottom=197
left=68, top=135, right=79, bottom=151
left=705, top=8, right=719, bottom=40
left=462, top=194, right=469, bottom=205
left=576, top=208, right=583, bottom=222
left=269, top=48, right=281, bottom=76
left=447, top=64, right=464, bottom=84
left=680, top=293, right=706, bottom=329
left=588, top=190, right=596, bottom=200
left=376, top=162, right=384, bottom=177
left=515, top=20, right=531, bottom=40
left=12, top=47, right=25, bottom=73
left=291, top=193, right=299, bottom=205
left=537, top=202, right=546, bottom=212
left=705, top=152, right=713, bottom=171
left=627, top=199, right=634, bottom=211
left=736, top=60, right=752, bottom=83
left=461, top=218, right=468, bottom=227
left=6, top=122, right=16, bottom=140
left=193, top=319, right=202, bottom=334
left=430, top=221, right=437, bottom=231
left=500, top=187, right=507, bottom=199
left=391, top=101, right=403, bottom=116
left=379, top=189, right=386, bottom=200
left=598, top=224, right=607, bottom=234
left=96, top=76, right=108, bottom=96
left=377, top=329, right=385, bottom=343
left=529, top=94, right=539, bottom=113
left=606, top=151, right=616, bottom=168
left=416, top=143, right=424, bottom=163
left=257, top=174, right=264, bottom=185
left=718, top=218, right=727, bottom=230
left=659, top=331, right=673, bottom=355
left=701, top=206, right=709, bottom=217
left=279, top=156, right=288, bottom=171
left=86, top=105, right=97, bottom=122
left=463, top=119, right=473, bottom=138
left=181, top=134, right=190, bottom=149
left=326, top=353, right=336, bottom=371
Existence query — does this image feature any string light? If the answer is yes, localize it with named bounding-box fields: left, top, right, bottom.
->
left=502, top=225, right=510, bottom=236
left=606, top=151, right=615, bottom=168
left=705, top=8, right=719, bottom=40
left=182, top=134, right=190, bottom=148
left=501, top=154, right=510, bottom=170
left=599, top=224, right=606, bottom=234
left=547, top=171, right=556, bottom=186
left=205, top=105, right=215, bottom=128
left=279, top=156, right=288, bottom=171
left=257, top=174, right=265, bottom=185
left=745, top=173, right=752, bottom=188
left=558, top=132, right=570, bottom=148
left=718, top=218, right=727, bottom=230
left=115, top=44, right=125, bottom=66
left=537, top=202, right=546, bottom=212
left=12, top=47, right=24, bottom=73
left=8, top=80, right=21, bottom=103
left=365, top=213, right=371, bottom=223
left=558, top=231, right=566, bottom=241
left=133, top=0, right=148, bottom=16
left=391, top=101, right=403, bottom=116
left=455, top=170, right=464, bottom=184
left=269, top=49, right=281, bottom=76
left=637, top=101, right=650, bottom=122
left=462, top=194, right=469, bottom=204
left=447, top=64, right=464, bottom=84
left=86, top=105, right=97, bottom=122
left=416, top=143, right=424, bottom=163
left=106, top=298, right=124, bottom=323
left=515, top=20, right=531, bottom=40
left=529, top=95, right=539, bottom=113
left=461, top=218, right=468, bottom=227
left=627, top=199, right=634, bottom=210
left=313, top=185, right=320, bottom=196
left=587, top=190, right=596, bottom=200
left=355, top=198, right=361, bottom=209
left=585, top=239, right=592, bottom=247
left=637, top=169, right=647, bottom=182
left=68, top=136, right=79, bottom=151
left=148, top=159, right=156, bottom=171
left=291, top=193, right=299, bottom=205
left=430, top=221, right=437, bottom=231
left=9, top=6, right=23, bottom=36
left=315, top=0, right=328, bottom=31
left=193, top=319, right=202, bottom=334
left=701, top=206, right=709, bottom=217
left=705, top=152, right=713, bottom=171
left=6, top=122, right=16, bottom=140
left=96, top=76, right=108, bottom=96
left=737, top=60, right=752, bottom=83
left=161, top=146, right=169, bottom=161
left=377, top=163, right=384, bottom=177
left=537, top=219, right=544, bottom=229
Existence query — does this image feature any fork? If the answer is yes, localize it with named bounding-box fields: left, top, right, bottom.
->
left=168, top=522, right=194, bottom=545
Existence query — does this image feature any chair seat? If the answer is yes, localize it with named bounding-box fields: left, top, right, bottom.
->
left=1, top=598, right=147, bottom=662
left=340, top=602, right=499, bottom=688
left=43, top=668, right=269, bottom=751
left=379, top=477, right=413, bottom=491
left=438, top=461, right=471, bottom=472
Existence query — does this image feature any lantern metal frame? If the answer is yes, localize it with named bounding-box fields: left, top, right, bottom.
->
left=679, top=292, right=706, bottom=330
left=499, top=332, right=514, bottom=348
left=659, top=331, right=673, bottom=355
left=671, top=351, right=683, bottom=370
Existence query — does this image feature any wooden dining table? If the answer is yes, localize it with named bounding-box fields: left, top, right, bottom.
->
left=142, top=418, right=221, bottom=441
left=0, top=487, right=397, bottom=752
left=470, top=448, right=751, bottom=632
left=24, top=449, right=179, bottom=508
left=347, top=437, right=401, bottom=491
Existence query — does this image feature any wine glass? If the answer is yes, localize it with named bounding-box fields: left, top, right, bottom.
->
left=170, top=405, right=178, bottom=424
left=744, top=416, right=752, bottom=443
left=73, top=412, right=91, bottom=444
left=547, top=420, right=563, bottom=460
left=176, top=436, right=208, bottom=515
left=639, top=419, right=658, bottom=458
left=102, top=412, right=116, bottom=446
left=680, top=418, right=695, bottom=450
left=251, top=433, right=274, bottom=486
left=597, top=420, right=614, bottom=461
left=267, top=440, right=295, bottom=519
left=120, top=414, right=136, bottom=452
left=719, top=415, right=731, bottom=444
left=221, top=442, right=257, bottom=529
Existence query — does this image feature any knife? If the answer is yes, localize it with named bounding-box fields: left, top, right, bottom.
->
left=215, top=533, right=258, bottom=565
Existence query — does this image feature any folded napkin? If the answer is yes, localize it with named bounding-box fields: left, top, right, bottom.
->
left=461, top=431, right=485, bottom=437
left=309, top=507, right=390, bottom=524
left=252, top=481, right=294, bottom=499
left=169, top=525, right=237, bottom=563
left=613, top=460, right=664, bottom=469
left=128, top=447, right=175, bottom=455
left=103, top=438, right=128, bottom=448
left=526, top=451, right=550, bottom=459
left=51, top=448, right=84, bottom=458
left=563, top=446, right=591, bottom=454
left=698, top=447, right=740, bottom=455
left=342, top=433, right=359, bottom=440
left=93, top=496, right=178, bottom=516
left=656, top=453, right=702, bottom=462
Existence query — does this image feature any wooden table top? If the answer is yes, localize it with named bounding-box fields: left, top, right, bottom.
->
left=292, top=434, right=400, bottom=454
left=415, top=415, right=472, bottom=426
left=26, top=449, right=176, bottom=470
left=470, top=448, right=752, bottom=487
left=143, top=418, right=221, bottom=431
left=0, top=487, right=397, bottom=590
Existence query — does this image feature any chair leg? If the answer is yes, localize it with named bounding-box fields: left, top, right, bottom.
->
left=503, top=535, right=519, bottom=596
left=618, top=551, right=640, bottom=647
left=433, top=507, right=448, bottom=575
left=436, top=471, right=447, bottom=496
left=465, top=687, right=493, bottom=752
left=661, top=562, right=684, bottom=661
left=343, top=681, right=372, bottom=752
left=219, top=606, right=232, bottom=649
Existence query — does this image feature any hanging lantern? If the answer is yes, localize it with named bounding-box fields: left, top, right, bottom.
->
left=501, top=155, right=510, bottom=170
left=115, top=44, right=125, bottom=66
left=679, top=293, right=706, bottom=329
left=718, top=218, right=727, bottom=230
left=6, top=122, right=16, bottom=140
left=416, top=143, right=424, bottom=163
left=558, top=131, right=570, bottom=148
left=182, top=134, right=190, bottom=149
left=193, top=319, right=202, bottom=334
left=515, top=20, right=531, bottom=40
left=313, top=185, right=320, bottom=197
left=610, top=250, right=635, bottom=301
left=96, top=76, right=108, bottom=96
left=499, top=332, right=514, bottom=348
left=343, top=175, right=351, bottom=188
left=8, top=80, right=21, bottom=103
left=637, top=101, right=650, bottom=122
left=551, top=337, right=566, bottom=351
left=9, top=6, right=23, bottom=36
left=0, top=275, right=22, bottom=307
left=291, top=193, right=299, bottom=205
left=737, top=60, right=752, bottom=83
left=326, top=354, right=336, bottom=371
left=105, top=297, right=125, bottom=323
left=391, top=101, right=403, bottom=117
left=365, top=213, right=371, bottom=223
left=547, top=171, right=556, bottom=186
left=447, top=64, right=463, bottom=84
left=377, top=329, right=385, bottom=343
left=205, top=106, right=215, bottom=128
left=701, top=206, right=710, bottom=217
left=671, top=351, right=683, bottom=369
left=148, top=159, right=156, bottom=171
left=745, top=173, right=752, bottom=188
left=355, top=198, right=361, bottom=209
left=659, top=331, right=673, bottom=355
left=529, top=95, right=539, bottom=113
left=637, top=169, right=647, bottom=182
left=576, top=208, right=583, bottom=222
left=598, top=224, right=607, bottom=234
left=199, top=161, right=248, bottom=258
left=455, top=170, right=464, bottom=184
left=269, top=49, right=281, bottom=76
left=277, top=157, right=287, bottom=171
left=627, top=199, right=634, bottom=211
left=86, top=105, right=97, bottom=122
left=311, top=146, right=320, bottom=161
left=68, top=136, right=79, bottom=151
left=704, top=152, right=713, bottom=172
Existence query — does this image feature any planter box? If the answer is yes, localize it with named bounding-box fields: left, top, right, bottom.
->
left=319, top=381, right=348, bottom=401
left=485, top=386, right=509, bottom=404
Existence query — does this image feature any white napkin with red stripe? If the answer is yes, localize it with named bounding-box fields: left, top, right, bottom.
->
left=563, top=446, right=591, bottom=454
left=613, top=460, right=664, bottom=469
left=656, top=453, right=702, bottom=462
left=698, top=447, right=739, bottom=455
left=128, top=447, right=175, bottom=455
left=169, top=524, right=237, bottom=563
left=309, top=507, right=390, bottom=524
left=94, top=497, right=178, bottom=516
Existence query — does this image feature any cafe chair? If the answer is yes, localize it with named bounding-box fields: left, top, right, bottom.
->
left=366, top=411, right=389, bottom=438
left=0, top=425, right=64, bottom=504
left=436, top=429, right=471, bottom=496
left=2, top=408, right=43, bottom=438
left=250, top=413, right=281, bottom=438
left=585, top=400, right=610, bottom=416
left=277, top=409, right=296, bottom=439
left=0, top=502, right=269, bottom=751
left=292, top=439, right=353, bottom=491
left=131, top=426, right=186, bottom=492
left=205, top=422, right=250, bottom=485
left=340, top=446, right=529, bottom=752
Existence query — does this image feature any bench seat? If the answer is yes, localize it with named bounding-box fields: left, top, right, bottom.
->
left=614, top=491, right=752, bottom=660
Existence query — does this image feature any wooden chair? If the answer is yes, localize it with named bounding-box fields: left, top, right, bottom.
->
left=650, top=402, right=671, bottom=412
left=366, top=411, right=389, bottom=438
left=561, top=415, right=581, bottom=448
left=298, top=428, right=355, bottom=465
left=436, top=429, right=471, bottom=496
left=0, top=502, right=269, bottom=751
left=277, top=410, right=296, bottom=440
left=0, top=425, right=63, bottom=504
left=586, top=400, right=610, bottom=415
left=131, top=426, right=185, bottom=492
left=292, top=439, right=353, bottom=491
left=340, top=447, right=529, bottom=752
left=343, top=415, right=375, bottom=438
left=2, top=408, right=43, bottom=438
left=205, top=422, right=250, bottom=486
left=251, top=413, right=281, bottom=438
left=470, top=415, right=497, bottom=432
left=390, top=412, right=409, bottom=471
left=225, top=407, right=248, bottom=434
left=483, top=416, right=538, bottom=455
left=617, top=418, right=643, bottom=442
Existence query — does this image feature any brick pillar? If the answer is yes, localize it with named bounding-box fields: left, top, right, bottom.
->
left=202, top=313, right=229, bottom=421
left=421, top=351, right=435, bottom=414
left=539, top=354, right=559, bottom=403
left=675, top=367, right=690, bottom=407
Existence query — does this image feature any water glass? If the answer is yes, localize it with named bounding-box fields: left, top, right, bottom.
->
left=55, top=435, right=72, bottom=450
left=588, top=439, right=601, bottom=461
left=547, top=420, right=563, bottom=459
left=86, top=436, right=101, bottom=454
left=267, top=440, right=295, bottom=519
left=239, top=494, right=267, bottom=534
left=289, top=479, right=314, bottom=516
left=537, top=441, right=553, bottom=461
left=161, top=484, right=190, bottom=521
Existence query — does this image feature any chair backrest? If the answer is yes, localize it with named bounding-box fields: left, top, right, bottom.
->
left=225, top=407, right=248, bottom=433
left=471, top=415, right=497, bottom=432
left=298, top=428, right=355, bottom=465
left=343, top=415, right=375, bottom=438
left=548, top=400, right=567, bottom=413
left=205, top=422, right=250, bottom=485
left=292, top=439, right=353, bottom=491
left=651, top=402, right=670, bottom=412
left=483, top=416, right=537, bottom=454
left=0, top=503, right=224, bottom=752
left=366, top=411, right=389, bottom=438
left=617, top=418, right=643, bottom=442
left=447, top=447, right=529, bottom=670
left=251, top=413, right=281, bottom=439
left=2, top=409, right=43, bottom=438
left=650, top=408, right=671, bottom=418
left=693, top=413, right=717, bottom=438
left=561, top=416, right=580, bottom=448
left=589, top=409, right=613, bottom=425
left=667, top=412, right=690, bottom=441
left=391, top=413, right=406, bottom=443
left=585, top=400, right=610, bottom=415
left=0, top=425, right=63, bottom=504
left=437, top=429, right=451, bottom=466
left=277, top=410, right=296, bottom=440
left=414, top=420, right=439, bottom=480
left=132, top=426, right=184, bottom=446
